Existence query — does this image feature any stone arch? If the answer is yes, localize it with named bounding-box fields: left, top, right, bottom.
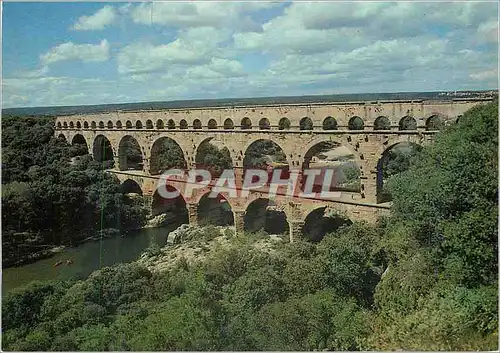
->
left=302, top=138, right=362, bottom=194
left=208, top=119, right=218, bottom=129
left=118, top=135, right=144, bottom=171
left=156, top=119, right=164, bottom=129
left=241, top=117, right=252, bottom=130
left=98, top=121, right=105, bottom=129
left=243, top=139, right=289, bottom=185
left=121, top=179, right=143, bottom=195
left=150, top=136, right=187, bottom=175
left=146, top=119, right=153, bottom=129
left=167, top=119, right=176, bottom=129
left=376, top=141, right=423, bottom=203
left=57, top=133, right=67, bottom=142
left=135, top=120, right=143, bottom=129
left=279, top=117, right=291, bottom=130
left=323, top=116, right=338, bottom=130
left=151, top=185, right=188, bottom=223
left=348, top=116, right=364, bottom=130
left=224, top=118, right=234, bottom=129
left=224, top=118, right=234, bottom=130
left=193, top=119, right=202, bottom=129
left=303, top=206, right=352, bottom=242
left=259, top=117, right=271, bottom=130
left=374, top=116, right=391, bottom=130
left=126, top=120, right=132, bottom=129
left=300, top=116, right=313, bottom=130
left=180, top=119, right=188, bottom=129
left=69, top=121, right=74, bottom=129
left=57, top=121, right=62, bottom=129
left=195, top=137, right=233, bottom=178
left=84, top=121, right=89, bottom=129
left=116, top=121, right=122, bottom=129
left=244, top=198, right=289, bottom=235
left=197, top=192, right=234, bottom=226
left=92, top=135, right=114, bottom=166
left=71, top=134, right=89, bottom=155
left=91, top=121, right=97, bottom=129
left=76, top=121, right=82, bottom=129
left=63, top=122, right=68, bottom=129
left=107, top=120, right=113, bottom=129
left=399, top=116, right=417, bottom=130
left=426, top=115, right=443, bottom=130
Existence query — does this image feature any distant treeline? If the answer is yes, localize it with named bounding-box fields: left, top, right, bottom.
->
left=2, top=90, right=496, bottom=118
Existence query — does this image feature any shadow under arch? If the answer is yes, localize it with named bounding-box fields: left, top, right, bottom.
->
left=244, top=198, right=289, bottom=235
left=197, top=192, right=234, bottom=227
left=121, top=179, right=143, bottom=195
left=71, top=134, right=89, bottom=155
left=150, top=136, right=187, bottom=175
left=151, top=186, right=189, bottom=225
left=302, top=140, right=361, bottom=194
left=92, top=135, right=114, bottom=167
left=303, top=207, right=352, bottom=242
left=118, top=135, right=144, bottom=171
left=376, top=141, right=422, bottom=203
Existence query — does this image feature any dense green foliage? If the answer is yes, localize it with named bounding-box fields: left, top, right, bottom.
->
left=195, top=142, right=233, bottom=178
left=2, top=116, right=147, bottom=266
left=2, top=101, right=498, bottom=350
left=150, top=137, right=186, bottom=174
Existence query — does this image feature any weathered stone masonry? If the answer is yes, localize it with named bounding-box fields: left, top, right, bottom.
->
left=55, top=98, right=490, bottom=240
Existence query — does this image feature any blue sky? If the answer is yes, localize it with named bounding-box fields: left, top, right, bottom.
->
left=2, top=1, right=498, bottom=108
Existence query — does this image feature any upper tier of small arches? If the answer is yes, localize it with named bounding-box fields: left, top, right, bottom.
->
left=56, top=114, right=450, bottom=132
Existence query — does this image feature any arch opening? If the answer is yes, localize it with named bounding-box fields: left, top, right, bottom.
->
left=259, top=118, right=271, bottom=130
left=193, top=119, right=202, bottom=129
left=92, top=135, right=114, bottom=168
left=376, top=142, right=422, bottom=203
left=84, top=121, right=89, bottom=129
left=69, top=122, right=75, bottom=129
left=116, top=121, right=122, bottom=129
left=241, top=117, right=252, bottom=130
left=303, top=207, right=352, bottom=242
left=57, top=134, right=67, bottom=142
left=399, top=116, right=417, bottom=130
left=243, top=139, right=288, bottom=186
left=426, top=115, right=443, bottom=131
left=167, top=119, right=176, bottom=129
left=146, top=120, right=153, bottom=129
left=302, top=141, right=361, bottom=194
left=57, top=122, right=62, bottom=129
left=150, top=137, right=186, bottom=175
left=197, top=193, right=234, bottom=227
left=126, top=120, right=132, bottom=129
left=374, top=116, right=391, bottom=130
left=224, top=118, right=234, bottom=129
left=208, top=119, right=218, bottom=129
left=300, top=117, right=313, bottom=130
left=195, top=138, right=233, bottom=179
left=121, top=179, right=143, bottom=195
left=157, top=119, right=164, bottom=129
left=98, top=121, right=105, bottom=129
left=180, top=119, right=188, bottom=129
left=71, top=134, right=89, bottom=156
left=279, top=117, right=291, bottom=130
left=135, top=120, right=143, bottom=129
left=244, top=198, right=289, bottom=235
left=348, top=116, right=364, bottom=130
left=107, top=121, right=113, bottom=129
left=323, top=116, right=338, bottom=130
left=91, top=121, right=97, bottom=129
left=152, top=186, right=188, bottom=226
left=76, top=121, right=82, bottom=129
left=118, top=136, right=143, bottom=171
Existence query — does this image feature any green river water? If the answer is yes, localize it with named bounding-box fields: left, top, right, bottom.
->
left=2, top=225, right=179, bottom=294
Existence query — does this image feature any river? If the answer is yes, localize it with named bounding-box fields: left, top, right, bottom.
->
left=2, top=224, right=179, bottom=294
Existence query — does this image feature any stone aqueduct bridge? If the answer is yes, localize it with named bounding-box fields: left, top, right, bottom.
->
left=55, top=98, right=488, bottom=240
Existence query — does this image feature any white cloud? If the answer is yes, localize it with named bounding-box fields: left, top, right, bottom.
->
left=470, top=69, right=498, bottom=81
left=40, top=40, right=110, bottom=65
left=71, top=6, right=117, bottom=31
